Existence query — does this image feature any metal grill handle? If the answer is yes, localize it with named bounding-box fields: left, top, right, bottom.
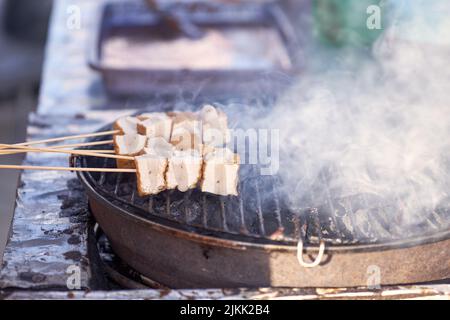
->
left=297, top=239, right=325, bottom=268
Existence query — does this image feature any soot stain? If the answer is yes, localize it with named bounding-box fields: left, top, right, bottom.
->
left=19, top=271, right=47, bottom=283
left=67, top=234, right=81, bottom=245
left=64, top=251, right=82, bottom=261
left=58, top=179, right=89, bottom=223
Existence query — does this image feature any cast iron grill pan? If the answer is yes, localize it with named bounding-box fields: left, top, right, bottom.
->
left=75, top=129, right=450, bottom=248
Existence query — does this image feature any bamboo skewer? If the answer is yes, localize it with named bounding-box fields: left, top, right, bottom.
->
left=50, top=140, right=114, bottom=149
left=0, top=144, right=133, bottom=161
left=0, top=130, right=120, bottom=150
left=0, top=140, right=115, bottom=155
left=0, top=165, right=136, bottom=173
left=0, top=130, right=128, bottom=172
left=0, top=149, right=115, bottom=155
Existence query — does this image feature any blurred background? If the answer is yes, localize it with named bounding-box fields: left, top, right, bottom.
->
left=0, top=0, right=52, bottom=261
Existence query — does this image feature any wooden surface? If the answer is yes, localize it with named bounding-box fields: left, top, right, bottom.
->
left=0, top=0, right=449, bottom=299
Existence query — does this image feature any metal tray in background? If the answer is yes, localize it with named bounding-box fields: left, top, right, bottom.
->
left=89, top=1, right=302, bottom=97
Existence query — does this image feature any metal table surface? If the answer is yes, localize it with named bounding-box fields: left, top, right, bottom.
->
left=0, top=0, right=449, bottom=300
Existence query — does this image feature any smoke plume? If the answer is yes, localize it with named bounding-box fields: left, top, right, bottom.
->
left=263, top=0, right=450, bottom=225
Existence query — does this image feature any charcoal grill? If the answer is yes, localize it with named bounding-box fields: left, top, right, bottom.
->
left=75, top=126, right=450, bottom=288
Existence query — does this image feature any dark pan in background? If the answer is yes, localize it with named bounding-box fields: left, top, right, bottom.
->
left=88, top=1, right=302, bottom=97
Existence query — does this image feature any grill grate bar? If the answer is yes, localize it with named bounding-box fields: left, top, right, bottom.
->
left=306, top=207, right=322, bottom=243
left=219, top=198, right=229, bottom=232
left=237, top=180, right=249, bottom=234
left=202, top=194, right=208, bottom=228
left=254, top=180, right=266, bottom=236
left=293, top=212, right=306, bottom=242
left=430, top=209, right=446, bottom=227
left=270, top=177, right=285, bottom=239
left=130, top=189, right=136, bottom=205
left=183, top=190, right=191, bottom=224
left=114, top=173, right=123, bottom=196
left=98, top=158, right=109, bottom=186
left=360, top=194, right=393, bottom=238
left=165, top=191, right=171, bottom=216
left=148, top=197, right=153, bottom=213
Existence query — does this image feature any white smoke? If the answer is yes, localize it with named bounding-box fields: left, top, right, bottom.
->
left=264, top=0, right=450, bottom=223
